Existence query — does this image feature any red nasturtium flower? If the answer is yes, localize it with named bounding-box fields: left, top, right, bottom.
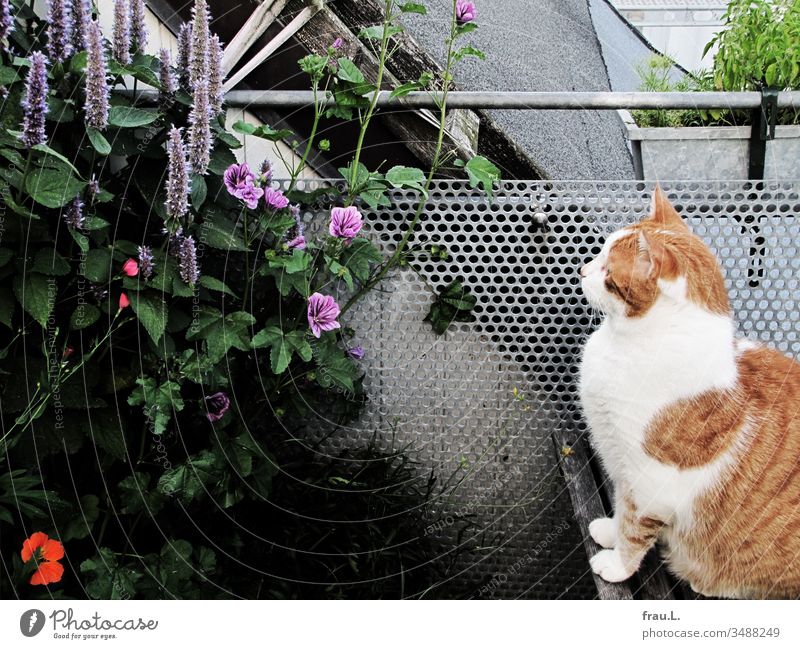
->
left=21, top=532, right=65, bottom=586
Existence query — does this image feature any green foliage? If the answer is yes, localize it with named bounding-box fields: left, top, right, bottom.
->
left=424, top=281, right=478, bottom=335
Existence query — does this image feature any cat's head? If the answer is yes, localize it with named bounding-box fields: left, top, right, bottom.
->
left=579, top=186, right=729, bottom=319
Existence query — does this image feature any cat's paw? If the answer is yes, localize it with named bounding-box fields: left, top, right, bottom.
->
left=589, top=517, right=616, bottom=548
left=590, top=549, right=634, bottom=583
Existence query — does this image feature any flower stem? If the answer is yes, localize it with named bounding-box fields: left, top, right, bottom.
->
left=340, top=1, right=459, bottom=316
left=347, top=0, right=395, bottom=203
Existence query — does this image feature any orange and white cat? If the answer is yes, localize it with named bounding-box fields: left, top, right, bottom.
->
left=579, top=186, right=800, bottom=598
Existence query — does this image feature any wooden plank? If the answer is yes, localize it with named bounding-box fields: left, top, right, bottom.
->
left=551, top=427, right=633, bottom=600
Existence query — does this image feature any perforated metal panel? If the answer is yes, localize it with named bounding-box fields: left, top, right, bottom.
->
left=291, top=179, right=800, bottom=599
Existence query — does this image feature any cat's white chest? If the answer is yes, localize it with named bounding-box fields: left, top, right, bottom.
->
left=578, top=308, right=740, bottom=522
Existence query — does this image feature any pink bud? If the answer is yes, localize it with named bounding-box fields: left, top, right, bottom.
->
left=118, top=293, right=130, bottom=309
left=122, top=258, right=139, bottom=277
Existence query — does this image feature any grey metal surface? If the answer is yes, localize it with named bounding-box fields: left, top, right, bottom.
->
left=298, top=179, right=800, bottom=599
left=403, top=0, right=636, bottom=179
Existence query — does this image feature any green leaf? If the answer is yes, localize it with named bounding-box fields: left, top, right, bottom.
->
left=32, top=143, right=81, bottom=175
left=314, top=337, right=359, bottom=392
left=187, top=310, right=255, bottom=363
left=130, top=292, right=168, bottom=344
left=337, top=58, right=366, bottom=84
left=358, top=24, right=404, bottom=40
left=70, top=303, right=101, bottom=330
left=464, top=156, right=501, bottom=200
left=118, top=472, right=166, bottom=515
left=340, top=238, right=383, bottom=282
left=82, top=248, right=112, bottom=283
left=424, top=281, right=477, bottom=335
left=33, top=248, right=70, bottom=276
left=63, top=495, right=100, bottom=541
left=199, top=215, right=249, bottom=251
left=13, top=273, right=53, bottom=328
left=157, top=451, right=218, bottom=503
left=231, top=120, right=294, bottom=142
left=454, top=45, right=486, bottom=62
left=190, top=173, right=207, bottom=210
left=108, top=105, right=159, bottom=128
left=385, top=165, right=427, bottom=195
left=399, top=2, right=427, bottom=14
left=25, top=164, right=85, bottom=208
left=0, top=287, right=15, bottom=329
left=86, top=127, right=112, bottom=155
left=198, top=275, right=237, bottom=298
left=0, top=248, right=12, bottom=267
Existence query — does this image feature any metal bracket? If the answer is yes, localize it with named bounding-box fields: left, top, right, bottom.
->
left=748, top=87, right=779, bottom=180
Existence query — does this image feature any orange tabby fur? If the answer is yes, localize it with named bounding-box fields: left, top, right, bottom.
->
left=581, top=187, right=800, bottom=598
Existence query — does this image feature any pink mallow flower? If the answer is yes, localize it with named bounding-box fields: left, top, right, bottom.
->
left=264, top=187, right=290, bottom=211
left=456, top=0, right=476, bottom=24
left=307, top=293, right=341, bottom=338
left=329, top=206, right=363, bottom=240
left=224, top=162, right=264, bottom=208
left=205, top=391, right=230, bottom=422
left=122, top=258, right=139, bottom=277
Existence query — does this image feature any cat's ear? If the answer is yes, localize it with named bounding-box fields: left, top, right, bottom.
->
left=637, top=230, right=672, bottom=278
left=649, top=185, right=686, bottom=229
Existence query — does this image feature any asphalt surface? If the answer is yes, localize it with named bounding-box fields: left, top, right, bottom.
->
left=404, top=0, right=637, bottom=179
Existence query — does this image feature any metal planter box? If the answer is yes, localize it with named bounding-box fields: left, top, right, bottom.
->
left=627, top=124, right=800, bottom=181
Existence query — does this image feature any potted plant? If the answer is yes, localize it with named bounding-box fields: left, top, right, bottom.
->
left=625, top=0, right=800, bottom=181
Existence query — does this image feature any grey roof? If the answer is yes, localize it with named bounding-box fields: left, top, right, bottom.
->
left=589, top=0, right=686, bottom=91
left=404, top=0, right=636, bottom=179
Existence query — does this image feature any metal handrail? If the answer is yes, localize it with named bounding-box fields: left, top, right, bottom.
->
left=124, top=89, right=800, bottom=111
left=222, top=90, right=800, bottom=110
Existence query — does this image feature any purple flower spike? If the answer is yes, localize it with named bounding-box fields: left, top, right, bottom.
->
left=285, top=204, right=306, bottom=249
left=177, top=234, right=200, bottom=285
left=165, top=126, right=191, bottom=224
left=177, top=22, right=192, bottom=83
left=189, top=0, right=210, bottom=90
left=113, top=0, right=131, bottom=64
left=47, top=0, right=74, bottom=64
left=208, top=33, right=224, bottom=114
left=455, top=0, right=476, bottom=24
left=347, top=346, right=364, bottom=360
left=205, top=392, right=230, bottom=422
left=307, top=293, right=341, bottom=339
left=329, top=206, right=363, bottom=240
left=264, top=187, right=289, bottom=211
left=63, top=196, right=85, bottom=229
left=85, top=20, right=109, bottom=130
left=0, top=0, right=14, bottom=46
left=138, top=245, right=154, bottom=279
left=72, top=0, right=92, bottom=51
left=21, top=52, right=49, bottom=148
left=159, top=48, right=176, bottom=95
left=130, top=0, right=148, bottom=52
left=187, top=80, right=212, bottom=175
left=259, top=159, right=273, bottom=183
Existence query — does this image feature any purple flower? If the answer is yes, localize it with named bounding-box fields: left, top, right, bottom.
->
left=0, top=0, right=14, bottom=46
left=72, top=0, right=92, bottom=51
left=176, top=22, right=192, bottom=83
left=239, top=181, right=264, bottom=210
left=205, top=392, right=230, bottom=422
left=332, top=37, right=343, bottom=50
left=347, top=346, right=364, bottom=360
left=165, top=126, right=190, bottom=224
left=112, top=0, right=131, bottom=64
left=329, top=206, right=363, bottom=240
left=259, top=159, right=273, bottom=184
left=285, top=204, right=306, bottom=249
left=264, top=187, right=289, bottom=211
left=224, top=162, right=255, bottom=195
left=21, top=52, right=49, bottom=148
left=63, top=196, right=85, bottom=229
left=138, top=245, right=154, bottom=279
left=208, top=33, right=224, bottom=114
left=307, top=293, right=341, bottom=338
left=455, top=0, right=476, bottom=24
left=85, top=20, right=109, bottom=130
left=87, top=175, right=101, bottom=200
left=46, top=0, right=74, bottom=64
left=176, top=234, right=200, bottom=285
left=129, top=0, right=148, bottom=52
left=187, top=80, right=212, bottom=175
left=159, top=48, right=175, bottom=95
left=188, top=0, right=210, bottom=90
